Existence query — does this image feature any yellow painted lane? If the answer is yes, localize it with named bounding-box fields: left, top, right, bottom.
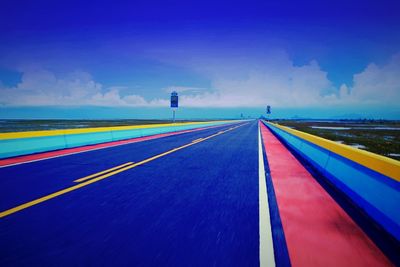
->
left=74, top=162, right=134, bottom=183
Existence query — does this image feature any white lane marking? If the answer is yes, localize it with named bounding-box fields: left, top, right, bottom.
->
left=259, top=124, right=276, bottom=267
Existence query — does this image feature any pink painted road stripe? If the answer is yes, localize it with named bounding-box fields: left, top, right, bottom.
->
left=0, top=124, right=228, bottom=168
left=260, top=122, right=391, bottom=266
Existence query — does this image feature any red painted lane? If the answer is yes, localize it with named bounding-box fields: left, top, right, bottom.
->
left=0, top=124, right=225, bottom=168
left=260, top=122, right=391, bottom=266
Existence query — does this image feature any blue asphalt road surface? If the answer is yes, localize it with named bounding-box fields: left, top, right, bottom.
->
left=0, top=121, right=259, bottom=266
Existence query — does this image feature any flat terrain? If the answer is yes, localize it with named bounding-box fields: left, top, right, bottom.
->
left=275, top=120, right=400, bottom=160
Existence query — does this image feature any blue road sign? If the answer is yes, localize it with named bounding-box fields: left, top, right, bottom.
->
left=267, top=105, right=271, bottom=114
left=171, top=91, right=178, bottom=108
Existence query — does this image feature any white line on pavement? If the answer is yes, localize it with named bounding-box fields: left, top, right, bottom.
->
left=258, top=124, right=276, bottom=267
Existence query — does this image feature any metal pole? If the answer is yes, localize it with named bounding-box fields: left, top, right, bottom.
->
left=173, top=109, right=176, bottom=123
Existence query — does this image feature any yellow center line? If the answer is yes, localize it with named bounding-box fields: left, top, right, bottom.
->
left=74, top=162, right=134, bottom=183
left=0, top=122, right=249, bottom=218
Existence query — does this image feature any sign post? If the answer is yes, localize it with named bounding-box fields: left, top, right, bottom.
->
left=266, top=105, right=271, bottom=121
left=170, top=91, right=178, bottom=123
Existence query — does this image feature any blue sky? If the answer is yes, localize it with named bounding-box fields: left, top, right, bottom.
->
left=0, top=0, right=399, bottom=119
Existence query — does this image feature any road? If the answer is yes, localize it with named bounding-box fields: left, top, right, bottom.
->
left=0, top=121, right=260, bottom=266
left=0, top=120, right=393, bottom=266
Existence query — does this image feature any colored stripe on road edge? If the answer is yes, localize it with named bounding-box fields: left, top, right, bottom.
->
left=259, top=122, right=291, bottom=267
left=0, top=123, right=236, bottom=169
left=0, top=120, right=239, bottom=140
left=258, top=124, right=276, bottom=267
left=0, top=123, right=247, bottom=219
left=260, top=122, right=391, bottom=266
left=266, top=122, right=400, bottom=182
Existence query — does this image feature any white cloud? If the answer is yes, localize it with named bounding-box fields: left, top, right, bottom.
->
left=164, top=86, right=207, bottom=94
left=171, top=51, right=400, bottom=108
left=1, top=52, right=399, bottom=108
left=0, top=68, right=165, bottom=107
left=175, top=55, right=338, bottom=107
left=339, top=53, right=400, bottom=105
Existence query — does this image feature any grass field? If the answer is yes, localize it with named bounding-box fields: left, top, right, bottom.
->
left=274, top=120, right=400, bottom=160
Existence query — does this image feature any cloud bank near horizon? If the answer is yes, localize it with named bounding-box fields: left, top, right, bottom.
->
left=0, top=52, right=399, bottom=109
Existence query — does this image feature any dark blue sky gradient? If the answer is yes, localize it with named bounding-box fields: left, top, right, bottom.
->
left=0, top=0, right=399, bottom=118
left=1, top=0, right=399, bottom=82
